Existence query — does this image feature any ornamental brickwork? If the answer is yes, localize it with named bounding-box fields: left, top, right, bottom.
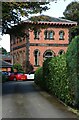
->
left=10, top=17, right=77, bottom=72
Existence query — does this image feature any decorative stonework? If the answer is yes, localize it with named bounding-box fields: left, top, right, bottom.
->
left=30, top=43, right=68, bottom=47
left=10, top=16, right=77, bottom=71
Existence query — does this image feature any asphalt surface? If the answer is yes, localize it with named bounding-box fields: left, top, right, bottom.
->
left=2, top=81, right=78, bottom=118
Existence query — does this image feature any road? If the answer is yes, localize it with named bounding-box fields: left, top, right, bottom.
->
left=2, top=81, right=78, bottom=118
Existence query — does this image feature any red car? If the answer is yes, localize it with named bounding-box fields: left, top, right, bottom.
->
left=8, top=72, right=27, bottom=81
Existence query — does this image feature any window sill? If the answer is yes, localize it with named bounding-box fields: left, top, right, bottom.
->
left=44, top=38, right=54, bottom=40
left=34, top=65, right=40, bottom=67
left=34, top=38, right=39, bottom=40
left=59, top=38, right=64, bottom=40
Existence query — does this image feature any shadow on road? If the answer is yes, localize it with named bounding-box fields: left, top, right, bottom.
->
left=2, top=81, right=42, bottom=95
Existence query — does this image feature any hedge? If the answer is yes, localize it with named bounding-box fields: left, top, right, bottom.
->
left=43, top=55, right=73, bottom=105
left=66, top=36, right=79, bottom=107
left=34, top=36, right=79, bottom=108
left=34, top=67, right=44, bottom=88
left=2, top=74, right=8, bottom=83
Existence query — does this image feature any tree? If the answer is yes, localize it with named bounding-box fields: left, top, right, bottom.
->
left=2, top=2, right=49, bottom=34
left=63, top=2, right=79, bottom=23
left=2, top=1, right=64, bottom=34
left=0, top=47, right=8, bottom=54
left=13, top=63, right=24, bottom=73
left=63, top=1, right=79, bottom=40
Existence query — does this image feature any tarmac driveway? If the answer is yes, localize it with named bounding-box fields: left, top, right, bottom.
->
left=2, top=81, right=78, bottom=119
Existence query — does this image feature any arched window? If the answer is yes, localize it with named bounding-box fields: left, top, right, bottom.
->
left=58, top=50, right=65, bottom=55
left=43, top=50, right=55, bottom=58
left=49, top=31, right=55, bottom=39
left=34, top=30, right=40, bottom=39
left=44, top=30, right=55, bottom=40
left=44, top=30, right=49, bottom=39
left=59, top=31, right=65, bottom=40
left=34, top=50, right=40, bottom=66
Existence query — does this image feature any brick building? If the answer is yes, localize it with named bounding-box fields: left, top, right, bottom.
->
left=9, top=16, right=77, bottom=72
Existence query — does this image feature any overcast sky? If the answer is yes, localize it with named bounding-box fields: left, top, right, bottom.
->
left=1, top=0, right=79, bottom=52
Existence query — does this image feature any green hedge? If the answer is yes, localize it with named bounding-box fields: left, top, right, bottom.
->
left=43, top=55, right=73, bottom=105
left=0, top=72, right=2, bottom=83
left=34, top=36, right=79, bottom=108
left=2, top=74, right=8, bottom=83
left=43, top=58, right=52, bottom=91
left=66, top=36, right=79, bottom=107
left=34, top=67, right=44, bottom=88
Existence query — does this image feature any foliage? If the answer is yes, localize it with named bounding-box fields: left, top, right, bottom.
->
left=43, top=55, right=73, bottom=105
left=63, top=2, right=79, bottom=23
left=2, top=73, right=8, bottom=83
left=69, top=26, right=79, bottom=42
left=34, top=67, right=44, bottom=88
left=2, top=2, right=49, bottom=34
left=0, top=47, right=8, bottom=55
left=66, top=36, right=79, bottom=107
left=34, top=36, right=79, bottom=108
left=43, top=58, right=52, bottom=91
left=13, top=63, right=24, bottom=73
left=29, top=15, right=61, bottom=22
left=0, top=72, right=1, bottom=83
left=63, top=1, right=79, bottom=40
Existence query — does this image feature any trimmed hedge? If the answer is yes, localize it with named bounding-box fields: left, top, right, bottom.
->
left=0, top=72, right=2, bottom=83
left=2, top=74, right=8, bottom=83
left=34, top=36, right=79, bottom=108
left=43, top=55, right=72, bottom=105
left=34, top=67, right=42, bottom=85
left=34, top=67, right=44, bottom=88
left=66, top=36, right=79, bottom=107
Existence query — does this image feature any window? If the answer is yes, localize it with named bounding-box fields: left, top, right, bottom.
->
left=19, top=38, right=22, bottom=42
left=43, top=50, right=55, bottom=59
left=49, top=31, right=55, bottom=40
left=59, top=31, right=65, bottom=40
left=58, top=50, right=65, bottom=55
left=34, top=50, right=40, bottom=66
left=44, top=30, right=49, bottom=39
left=44, top=30, right=55, bottom=40
left=34, top=30, right=40, bottom=39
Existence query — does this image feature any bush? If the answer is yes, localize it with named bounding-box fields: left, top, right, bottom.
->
left=43, top=55, right=72, bottom=104
left=34, top=36, right=79, bottom=108
left=43, top=58, right=53, bottom=91
left=2, top=73, right=8, bottom=83
left=34, top=67, right=44, bottom=88
left=13, top=63, right=24, bottom=73
left=66, top=36, right=79, bottom=107
left=38, top=54, right=77, bottom=107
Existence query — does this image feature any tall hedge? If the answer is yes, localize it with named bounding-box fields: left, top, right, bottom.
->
left=66, top=36, right=79, bottom=107
left=34, top=67, right=44, bottom=88
left=43, top=58, right=52, bottom=91
left=34, top=36, right=79, bottom=108
left=43, top=55, right=72, bottom=105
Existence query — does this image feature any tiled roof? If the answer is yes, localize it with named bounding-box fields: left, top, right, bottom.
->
left=0, top=60, right=12, bottom=68
left=0, top=54, right=12, bottom=59
left=22, top=15, right=77, bottom=26
left=29, top=15, right=75, bottom=22
left=7, top=15, right=77, bottom=34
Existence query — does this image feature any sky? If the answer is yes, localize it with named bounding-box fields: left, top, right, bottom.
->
left=0, top=0, right=78, bottom=52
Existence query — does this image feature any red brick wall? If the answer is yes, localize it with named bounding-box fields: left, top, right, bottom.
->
left=29, top=27, right=69, bottom=71
left=10, top=25, right=70, bottom=72
left=29, top=28, right=69, bottom=44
